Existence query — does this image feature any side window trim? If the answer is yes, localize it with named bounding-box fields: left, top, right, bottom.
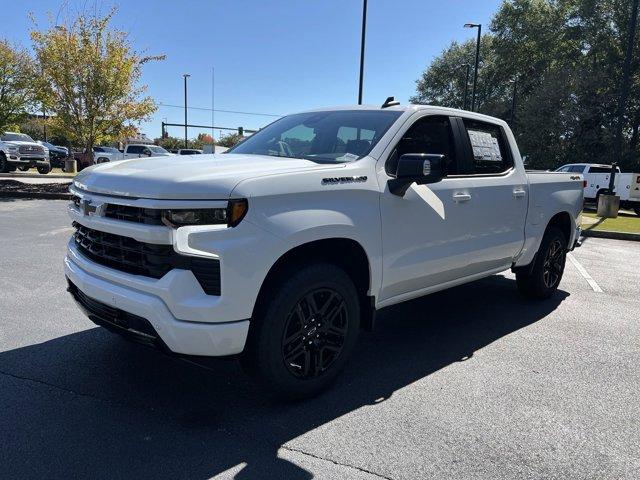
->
left=449, top=117, right=474, bottom=175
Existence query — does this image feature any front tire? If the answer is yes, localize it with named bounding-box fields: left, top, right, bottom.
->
left=516, top=226, right=567, bottom=299
left=18, top=166, right=30, bottom=172
left=37, top=165, right=51, bottom=175
left=634, top=206, right=640, bottom=217
left=242, top=263, right=360, bottom=399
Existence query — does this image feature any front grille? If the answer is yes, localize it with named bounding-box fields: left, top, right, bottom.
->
left=104, top=203, right=163, bottom=225
left=72, top=222, right=221, bottom=295
left=19, top=145, right=45, bottom=155
left=67, top=280, right=160, bottom=348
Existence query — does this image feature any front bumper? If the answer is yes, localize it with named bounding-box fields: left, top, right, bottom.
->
left=7, top=155, right=49, bottom=166
left=65, top=249, right=250, bottom=356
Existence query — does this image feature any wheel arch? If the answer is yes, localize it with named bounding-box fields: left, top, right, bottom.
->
left=252, top=237, right=375, bottom=331
left=546, top=211, right=573, bottom=248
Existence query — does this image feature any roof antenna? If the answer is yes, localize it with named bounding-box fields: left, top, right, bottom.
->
left=381, top=96, right=400, bottom=108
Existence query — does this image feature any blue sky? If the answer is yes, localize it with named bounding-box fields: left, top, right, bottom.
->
left=4, top=0, right=502, bottom=141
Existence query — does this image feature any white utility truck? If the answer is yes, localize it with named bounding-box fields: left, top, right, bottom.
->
left=556, top=163, right=640, bottom=215
left=65, top=101, right=583, bottom=398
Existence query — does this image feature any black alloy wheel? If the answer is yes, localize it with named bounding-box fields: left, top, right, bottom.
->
left=542, top=238, right=565, bottom=289
left=242, top=262, right=360, bottom=399
left=281, top=288, right=348, bottom=379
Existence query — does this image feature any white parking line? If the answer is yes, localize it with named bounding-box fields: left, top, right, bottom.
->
left=567, top=253, right=603, bottom=293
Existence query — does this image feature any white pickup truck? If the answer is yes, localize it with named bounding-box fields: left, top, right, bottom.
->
left=556, top=163, right=640, bottom=215
left=0, top=131, right=50, bottom=174
left=65, top=102, right=583, bottom=398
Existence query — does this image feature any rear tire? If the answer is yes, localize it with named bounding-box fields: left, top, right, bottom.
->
left=18, top=166, right=30, bottom=172
left=634, top=206, right=640, bottom=217
left=516, top=226, right=567, bottom=300
left=242, top=263, right=360, bottom=400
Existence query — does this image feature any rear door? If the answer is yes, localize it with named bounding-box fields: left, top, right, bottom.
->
left=451, top=117, right=528, bottom=274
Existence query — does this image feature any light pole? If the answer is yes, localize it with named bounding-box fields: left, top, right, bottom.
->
left=464, top=23, right=482, bottom=112
left=358, top=0, right=368, bottom=105
left=183, top=73, right=190, bottom=149
left=462, top=63, right=471, bottom=110
left=510, top=78, right=517, bottom=124
left=613, top=0, right=639, bottom=165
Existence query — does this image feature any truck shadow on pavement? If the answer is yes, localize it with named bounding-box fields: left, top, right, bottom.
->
left=0, top=275, right=568, bottom=480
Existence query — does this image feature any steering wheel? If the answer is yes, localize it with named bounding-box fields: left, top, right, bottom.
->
left=276, top=140, right=293, bottom=157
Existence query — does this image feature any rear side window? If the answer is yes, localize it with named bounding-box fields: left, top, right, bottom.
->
left=463, top=119, right=513, bottom=175
left=588, top=166, right=616, bottom=173
left=127, top=145, right=144, bottom=154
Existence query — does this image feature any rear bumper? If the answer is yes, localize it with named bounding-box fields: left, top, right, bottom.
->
left=65, top=252, right=250, bottom=356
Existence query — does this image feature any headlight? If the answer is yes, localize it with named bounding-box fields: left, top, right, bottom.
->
left=161, top=199, right=248, bottom=228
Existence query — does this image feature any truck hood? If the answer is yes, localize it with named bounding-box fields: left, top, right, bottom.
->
left=73, top=153, right=341, bottom=199
left=4, top=140, right=43, bottom=148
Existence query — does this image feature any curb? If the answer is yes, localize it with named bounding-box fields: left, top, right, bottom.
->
left=0, top=191, right=72, bottom=200
left=581, top=229, right=640, bottom=242
left=0, top=173, right=74, bottom=180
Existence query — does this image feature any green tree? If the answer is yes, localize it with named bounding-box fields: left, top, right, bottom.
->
left=412, top=0, right=640, bottom=171
left=0, top=40, right=35, bottom=130
left=30, top=8, right=164, bottom=157
left=217, top=132, right=243, bottom=148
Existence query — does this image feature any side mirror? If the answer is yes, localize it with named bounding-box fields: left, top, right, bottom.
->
left=388, top=153, right=446, bottom=196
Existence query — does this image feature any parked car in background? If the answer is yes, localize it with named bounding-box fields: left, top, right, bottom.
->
left=556, top=163, right=640, bottom=215
left=35, top=141, right=68, bottom=169
left=66, top=102, right=583, bottom=398
left=0, top=132, right=50, bottom=174
left=123, top=144, right=174, bottom=159
left=177, top=149, right=203, bottom=155
left=93, top=146, right=124, bottom=164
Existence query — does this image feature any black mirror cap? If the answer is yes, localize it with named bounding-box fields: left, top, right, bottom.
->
left=388, top=153, right=446, bottom=196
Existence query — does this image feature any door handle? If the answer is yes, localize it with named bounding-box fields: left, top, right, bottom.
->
left=453, top=193, right=472, bottom=202
left=513, top=189, right=527, bottom=198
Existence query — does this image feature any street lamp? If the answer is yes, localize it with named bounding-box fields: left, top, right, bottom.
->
left=462, top=63, right=471, bottom=110
left=358, top=0, right=368, bottom=105
left=183, top=73, right=191, bottom=149
left=464, top=23, right=482, bottom=112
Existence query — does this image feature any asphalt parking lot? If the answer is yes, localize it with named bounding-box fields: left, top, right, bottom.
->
left=1, top=199, right=639, bottom=480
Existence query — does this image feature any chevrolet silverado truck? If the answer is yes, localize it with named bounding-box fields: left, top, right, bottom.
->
left=0, top=132, right=50, bottom=174
left=65, top=101, right=583, bottom=398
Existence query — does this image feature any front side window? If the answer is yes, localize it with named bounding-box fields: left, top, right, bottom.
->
left=386, top=116, right=457, bottom=176
left=463, top=119, right=513, bottom=175
left=568, top=165, right=586, bottom=173
left=229, top=110, right=402, bottom=163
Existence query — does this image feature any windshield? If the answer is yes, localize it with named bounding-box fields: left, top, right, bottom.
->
left=148, top=146, right=169, bottom=154
left=229, top=110, right=402, bottom=163
left=1, top=133, right=34, bottom=142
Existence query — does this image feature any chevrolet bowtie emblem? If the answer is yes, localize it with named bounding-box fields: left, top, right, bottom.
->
left=81, top=199, right=105, bottom=217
